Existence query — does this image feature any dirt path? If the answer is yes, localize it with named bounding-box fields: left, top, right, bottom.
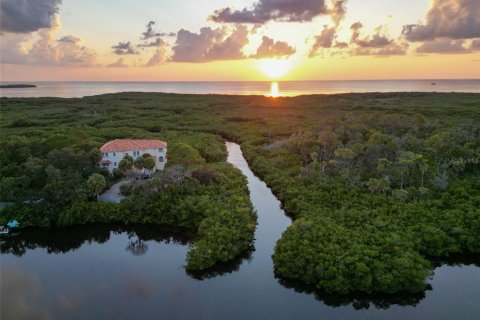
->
left=99, top=179, right=129, bottom=203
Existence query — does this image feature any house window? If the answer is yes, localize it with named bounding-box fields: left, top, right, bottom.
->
left=159, top=148, right=164, bottom=152
left=105, top=152, right=108, bottom=157
left=159, top=156, right=164, bottom=162
left=113, top=152, right=116, bottom=156
left=114, top=162, right=117, bottom=166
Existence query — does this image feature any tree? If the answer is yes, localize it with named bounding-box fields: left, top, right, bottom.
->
left=396, top=151, right=420, bottom=189
left=87, top=173, right=106, bottom=200
left=0, top=176, right=29, bottom=201
left=24, top=157, right=46, bottom=189
left=192, top=166, right=218, bottom=184
left=118, top=156, right=133, bottom=178
left=418, top=158, right=429, bottom=187
left=133, top=157, right=144, bottom=171
left=133, top=157, right=145, bottom=179
left=164, top=165, right=189, bottom=185
left=377, top=158, right=392, bottom=180
left=168, top=143, right=205, bottom=166
left=366, top=178, right=390, bottom=194
left=88, top=148, right=102, bottom=166
left=143, top=156, right=156, bottom=174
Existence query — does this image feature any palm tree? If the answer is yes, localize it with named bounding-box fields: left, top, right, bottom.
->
left=87, top=173, right=106, bottom=200
left=143, top=156, right=156, bottom=176
left=119, top=156, right=133, bottom=172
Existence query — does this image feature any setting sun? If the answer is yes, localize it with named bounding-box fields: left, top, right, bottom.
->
left=257, top=58, right=293, bottom=79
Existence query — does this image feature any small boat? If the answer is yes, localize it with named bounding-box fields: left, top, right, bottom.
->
left=431, top=82, right=436, bottom=85
left=6, top=220, right=20, bottom=228
left=0, top=226, right=9, bottom=235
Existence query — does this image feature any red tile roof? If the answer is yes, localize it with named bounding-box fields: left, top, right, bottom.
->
left=101, top=139, right=167, bottom=152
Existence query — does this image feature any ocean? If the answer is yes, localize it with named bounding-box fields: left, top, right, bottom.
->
left=1, top=79, right=479, bottom=98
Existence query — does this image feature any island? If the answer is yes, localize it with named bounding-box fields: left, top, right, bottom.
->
left=0, top=84, right=37, bottom=88
left=1, top=92, right=479, bottom=295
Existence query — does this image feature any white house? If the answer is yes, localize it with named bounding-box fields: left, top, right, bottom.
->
left=99, top=139, right=167, bottom=173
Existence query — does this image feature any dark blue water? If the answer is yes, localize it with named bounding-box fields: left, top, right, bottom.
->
left=1, top=143, right=479, bottom=320
left=1, top=79, right=479, bottom=98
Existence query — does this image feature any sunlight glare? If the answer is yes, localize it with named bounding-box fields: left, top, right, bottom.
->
left=258, top=58, right=292, bottom=79
left=269, top=82, right=280, bottom=98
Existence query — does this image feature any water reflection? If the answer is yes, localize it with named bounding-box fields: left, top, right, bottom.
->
left=3, top=225, right=479, bottom=315
left=274, top=252, right=480, bottom=310
left=186, top=246, right=254, bottom=280
left=126, top=232, right=149, bottom=256
left=1, top=224, right=256, bottom=279
left=269, top=82, right=280, bottom=97
left=0, top=224, right=192, bottom=257
left=276, top=275, right=429, bottom=310
left=1, top=265, right=52, bottom=320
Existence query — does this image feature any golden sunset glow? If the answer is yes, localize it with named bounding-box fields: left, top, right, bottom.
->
left=0, top=0, right=478, bottom=81
left=257, top=58, right=293, bottom=79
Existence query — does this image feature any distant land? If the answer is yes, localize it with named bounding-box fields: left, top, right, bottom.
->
left=0, top=84, right=36, bottom=88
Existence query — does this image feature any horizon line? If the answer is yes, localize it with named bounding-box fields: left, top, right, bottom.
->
left=1, top=78, right=480, bottom=83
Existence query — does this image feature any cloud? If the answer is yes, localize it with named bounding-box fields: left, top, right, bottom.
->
left=416, top=38, right=468, bottom=54
left=0, top=33, right=31, bottom=64
left=107, top=58, right=128, bottom=68
left=57, top=35, right=81, bottom=44
left=171, top=25, right=249, bottom=62
left=112, top=41, right=139, bottom=55
left=250, top=36, right=296, bottom=58
left=137, top=29, right=170, bottom=66
left=352, top=42, right=408, bottom=56
left=29, top=16, right=95, bottom=65
left=355, top=34, right=392, bottom=48
left=0, top=0, right=61, bottom=33
left=309, top=25, right=336, bottom=57
left=53, top=36, right=96, bottom=64
left=138, top=37, right=166, bottom=48
left=141, top=21, right=175, bottom=39
left=470, top=39, right=480, bottom=50
left=351, top=23, right=392, bottom=48
left=334, top=41, right=348, bottom=49
left=402, top=0, right=480, bottom=41
left=1, top=14, right=96, bottom=66
left=330, top=0, right=348, bottom=26
left=349, top=22, right=408, bottom=56
left=145, top=42, right=170, bottom=67
left=145, top=49, right=168, bottom=66
left=209, top=0, right=346, bottom=24
left=206, top=25, right=250, bottom=61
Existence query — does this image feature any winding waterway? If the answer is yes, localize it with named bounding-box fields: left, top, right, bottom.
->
left=1, top=142, right=479, bottom=320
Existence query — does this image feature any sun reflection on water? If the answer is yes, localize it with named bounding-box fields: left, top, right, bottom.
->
left=269, top=82, right=280, bottom=98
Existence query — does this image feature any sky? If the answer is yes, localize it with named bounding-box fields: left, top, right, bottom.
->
left=1, top=0, right=479, bottom=81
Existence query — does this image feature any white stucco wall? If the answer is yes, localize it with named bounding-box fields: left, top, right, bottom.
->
left=101, top=147, right=167, bottom=172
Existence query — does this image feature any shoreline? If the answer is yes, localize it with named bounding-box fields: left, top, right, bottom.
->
left=1, top=90, right=480, bottom=100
